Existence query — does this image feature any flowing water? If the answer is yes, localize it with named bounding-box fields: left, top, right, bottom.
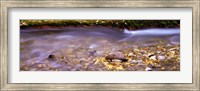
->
left=20, top=27, right=180, bottom=71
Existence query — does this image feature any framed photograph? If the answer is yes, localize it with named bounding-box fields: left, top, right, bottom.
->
left=0, top=0, right=199, bottom=90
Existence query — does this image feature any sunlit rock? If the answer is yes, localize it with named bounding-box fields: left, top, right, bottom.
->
left=128, top=52, right=134, bottom=57
left=145, top=67, right=152, bottom=71
left=149, top=55, right=157, bottom=60
left=112, top=59, right=122, bottom=62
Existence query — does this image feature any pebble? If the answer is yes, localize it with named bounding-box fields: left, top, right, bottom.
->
left=130, top=60, right=138, bottom=64
left=145, top=67, right=152, bottom=71
left=105, top=52, right=128, bottom=62
left=128, top=52, right=134, bottom=57
left=137, top=60, right=143, bottom=63
left=112, top=59, right=122, bottom=62
left=157, top=51, right=161, bottom=54
left=157, top=55, right=165, bottom=61
left=88, top=48, right=96, bottom=56
left=140, top=50, right=146, bottom=54
left=89, top=44, right=98, bottom=49
left=149, top=55, right=157, bottom=60
left=133, top=49, right=139, bottom=53
left=88, top=48, right=96, bottom=53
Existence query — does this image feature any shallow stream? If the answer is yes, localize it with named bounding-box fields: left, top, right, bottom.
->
left=20, top=27, right=180, bottom=71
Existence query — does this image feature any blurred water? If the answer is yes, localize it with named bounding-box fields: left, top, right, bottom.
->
left=20, top=27, right=180, bottom=71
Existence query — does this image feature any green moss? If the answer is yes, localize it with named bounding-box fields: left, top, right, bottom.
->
left=20, top=20, right=180, bottom=30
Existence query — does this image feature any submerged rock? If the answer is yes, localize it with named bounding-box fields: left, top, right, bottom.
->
left=130, top=60, right=138, bottom=64
left=105, top=52, right=128, bottom=62
left=88, top=48, right=96, bottom=56
left=112, top=59, right=122, bottom=62
left=157, top=55, right=165, bottom=61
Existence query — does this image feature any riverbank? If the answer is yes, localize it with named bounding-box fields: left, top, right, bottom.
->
left=20, top=20, right=180, bottom=30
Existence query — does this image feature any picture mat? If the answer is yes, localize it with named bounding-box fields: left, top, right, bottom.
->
left=8, top=8, right=192, bottom=83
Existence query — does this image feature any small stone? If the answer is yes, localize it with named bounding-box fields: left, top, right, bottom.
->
left=143, top=54, right=149, bottom=57
left=149, top=55, right=157, bottom=60
left=130, top=60, right=138, bottom=64
left=105, top=52, right=128, bottom=62
left=128, top=52, right=134, bottom=57
left=157, top=55, right=165, bottom=61
left=161, top=67, right=165, bottom=70
left=133, top=49, right=139, bottom=53
left=88, top=48, right=96, bottom=53
left=170, top=51, right=175, bottom=54
left=145, top=67, right=152, bottom=71
left=140, top=50, right=146, bottom=54
left=137, top=60, right=143, bottom=63
left=88, top=48, right=96, bottom=56
left=112, top=59, right=122, bottom=62
left=157, top=51, right=162, bottom=54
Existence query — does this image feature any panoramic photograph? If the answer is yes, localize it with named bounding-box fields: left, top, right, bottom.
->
left=20, top=20, right=180, bottom=71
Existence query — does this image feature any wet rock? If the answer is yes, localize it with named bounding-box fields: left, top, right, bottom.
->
left=137, top=60, right=143, bottom=63
left=112, top=59, right=122, bottom=62
left=128, top=52, right=134, bottom=57
left=137, top=60, right=145, bottom=66
left=89, top=44, right=98, bottom=49
left=105, top=52, right=128, bottom=62
left=88, top=48, right=96, bottom=56
left=157, top=51, right=162, bottom=54
left=157, top=55, right=165, bottom=61
left=140, top=50, right=146, bottom=54
left=149, top=55, right=157, bottom=60
left=130, top=60, right=138, bottom=64
left=133, top=49, right=139, bottom=53
left=145, top=67, right=152, bottom=71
